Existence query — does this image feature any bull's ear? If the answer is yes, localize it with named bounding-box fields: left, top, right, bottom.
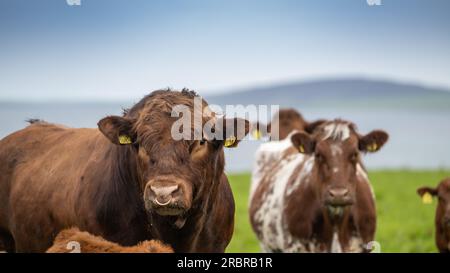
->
left=359, top=130, right=389, bottom=153
left=221, top=118, right=250, bottom=148
left=417, top=186, right=438, bottom=197
left=98, top=116, right=136, bottom=145
left=304, top=119, right=327, bottom=134
left=290, top=132, right=315, bottom=154
left=250, top=121, right=271, bottom=140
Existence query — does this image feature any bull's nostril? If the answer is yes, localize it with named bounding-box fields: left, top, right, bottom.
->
left=150, top=185, right=179, bottom=196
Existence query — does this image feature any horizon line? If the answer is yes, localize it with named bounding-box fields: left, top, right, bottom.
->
left=1, top=75, right=449, bottom=104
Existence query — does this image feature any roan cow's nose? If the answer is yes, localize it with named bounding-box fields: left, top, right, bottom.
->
left=150, top=185, right=179, bottom=206
left=327, top=187, right=352, bottom=206
left=328, top=188, right=349, bottom=199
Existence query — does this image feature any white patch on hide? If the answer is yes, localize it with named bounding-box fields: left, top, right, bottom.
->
left=322, top=122, right=351, bottom=141
left=331, top=232, right=342, bottom=253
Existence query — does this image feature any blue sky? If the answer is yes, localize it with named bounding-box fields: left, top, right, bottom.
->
left=0, top=0, right=449, bottom=101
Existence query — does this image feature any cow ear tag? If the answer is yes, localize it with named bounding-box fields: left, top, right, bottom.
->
left=422, top=192, right=433, bottom=205
left=224, top=136, right=236, bottom=148
left=298, top=144, right=305, bottom=153
left=367, top=143, right=378, bottom=152
left=118, top=135, right=132, bottom=145
left=252, top=130, right=262, bottom=140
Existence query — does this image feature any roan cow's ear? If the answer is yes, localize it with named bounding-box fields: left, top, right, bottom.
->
left=290, top=132, right=315, bottom=154
left=98, top=116, right=136, bottom=145
left=250, top=121, right=271, bottom=140
left=304, top=119, right=327, bottom=134
left=221, top=118, right=250, bottom=148
left=359, top=130, right=389, bottom=153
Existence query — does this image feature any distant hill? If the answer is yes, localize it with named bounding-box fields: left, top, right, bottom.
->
left=205, top=78, right=450, bottom=109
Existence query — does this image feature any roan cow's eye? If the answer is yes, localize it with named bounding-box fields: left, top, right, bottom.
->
left=199, top=139, right=206, bottom=145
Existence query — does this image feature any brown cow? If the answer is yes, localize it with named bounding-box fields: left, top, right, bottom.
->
left=250, top=108, right=324, bottom=141
left=249, top=119, right=388, bottom=252
left=46, top=228, right=173, bottom=253
left=417, top=178, right=450, bottom=253
left=0, top=89, right=249, bottom=253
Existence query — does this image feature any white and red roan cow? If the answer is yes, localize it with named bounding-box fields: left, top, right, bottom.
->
left=249, top=119, right=389, bottom=252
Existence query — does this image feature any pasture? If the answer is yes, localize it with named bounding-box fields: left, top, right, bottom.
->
left=226, top=169, right=450, bottom=253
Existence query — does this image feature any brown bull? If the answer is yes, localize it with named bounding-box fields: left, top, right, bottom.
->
left=0, top=89, right=249, bottom=252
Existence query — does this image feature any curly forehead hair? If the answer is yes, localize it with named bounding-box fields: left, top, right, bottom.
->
left=123, top=88, right=201, bottom=118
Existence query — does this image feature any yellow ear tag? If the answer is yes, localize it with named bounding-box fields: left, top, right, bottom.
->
left=224, top=136, right=237, bottom=148
left=118, top=135, right=132, bottom=145
left=252, top=130, right=262, bottom=140
left=367, top=143, right=378, bottom=152
left=422, top=192, right=433, bottom=205
left=299, top=145, right=305, bottom=153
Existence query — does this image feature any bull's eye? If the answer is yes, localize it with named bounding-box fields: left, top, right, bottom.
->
left=150, top=159, right=156, bottom=166
left=199, top=139, right=206, bottom=145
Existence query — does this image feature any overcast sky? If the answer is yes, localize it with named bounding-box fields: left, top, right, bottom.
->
left=1, top=0, right=449, bottom=102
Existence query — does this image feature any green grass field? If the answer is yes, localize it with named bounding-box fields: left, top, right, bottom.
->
left=225, top=170, right=450, bottom=253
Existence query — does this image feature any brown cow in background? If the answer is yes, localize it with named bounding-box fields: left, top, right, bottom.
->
left=0, top=89, right=249, bottom=253
left=249, top=119, right=388, bottom=252
left=46, top=228, right=173, bottom=253
left=417, top=178, right=450, bottom=253
left=250, top=108, right=325, bottom=141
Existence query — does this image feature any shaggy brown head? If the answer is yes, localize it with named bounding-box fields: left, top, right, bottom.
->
left=418, top=178, right=450, bottom=229
left=98, top=90, right=249, bottom=217
left=290, top=119, right=388, bottom=213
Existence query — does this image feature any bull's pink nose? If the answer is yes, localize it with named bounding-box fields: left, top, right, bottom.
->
left=150, top=185, right=179, bottom=206
left=328, top=188, right=349, bottom=198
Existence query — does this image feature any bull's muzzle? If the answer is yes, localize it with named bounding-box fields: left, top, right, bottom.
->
left=151, top=185, right=179, bottom=206
left=144, top=177, right=192, bottom=216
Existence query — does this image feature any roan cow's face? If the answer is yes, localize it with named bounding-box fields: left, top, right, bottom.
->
left=290, top=120, right=388, bottom=214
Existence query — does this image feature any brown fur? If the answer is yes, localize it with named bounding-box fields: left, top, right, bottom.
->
left=0, top=89, right=249, bottom=253
left=417, top=178, right=450, bottom=253
left=250, top=108, right=325, bottom=140
left=46, top=228, right=173, bottom=253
